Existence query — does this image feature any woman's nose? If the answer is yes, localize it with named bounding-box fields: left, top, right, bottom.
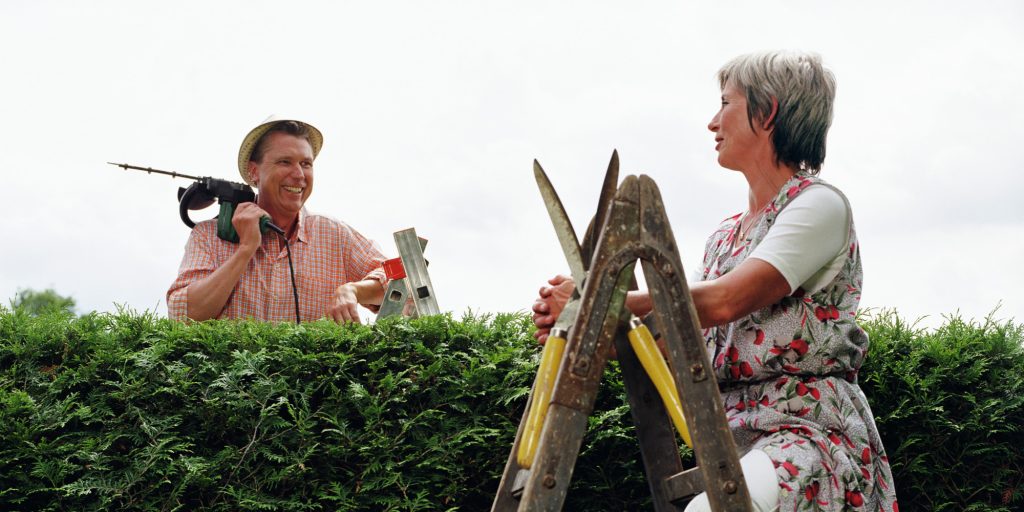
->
left=708, top=112, right=720, bottom=132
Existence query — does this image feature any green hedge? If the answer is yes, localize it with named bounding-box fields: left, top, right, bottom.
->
left=861, top=311, right=1024, bottom=511
left=0, top=307, right=1021, bottom=511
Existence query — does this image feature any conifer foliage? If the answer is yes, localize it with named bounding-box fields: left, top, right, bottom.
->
left=0, top=306, right=1021, bottom=510
left=861, top=311, right=1024, bottom=511
left=0, top=309, right=650, bottom=511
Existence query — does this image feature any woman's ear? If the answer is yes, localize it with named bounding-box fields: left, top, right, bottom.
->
left=762, top=97, right=779, bottom=130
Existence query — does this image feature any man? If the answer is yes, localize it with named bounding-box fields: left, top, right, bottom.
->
left=167, top=116, right=386, bottom=323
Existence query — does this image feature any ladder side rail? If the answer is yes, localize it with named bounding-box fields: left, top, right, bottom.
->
left=612, top=327, right=688, bottom=511
left=641, top=258, right=751, bottom=511
left=637, top=175, right=752, bottom=512
left=518, top=179, right=642, bottom=510
left=377, top=278, right=411, bottom=319
left=556, top=177, right=642, bottom=389
left=393, top=228, right=439, bottom=316
left=519, top=261, right=635, bottom=511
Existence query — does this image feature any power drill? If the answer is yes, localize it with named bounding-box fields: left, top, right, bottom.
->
left=108, top=162, right=284, bottom=243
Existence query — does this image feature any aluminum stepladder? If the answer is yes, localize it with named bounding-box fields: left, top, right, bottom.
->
left=491, top=155, right=752, bottom=512
left=377, top=228, right=440, bottom=319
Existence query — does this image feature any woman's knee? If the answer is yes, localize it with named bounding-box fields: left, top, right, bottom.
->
left=683, top=449, right=779, bottom=512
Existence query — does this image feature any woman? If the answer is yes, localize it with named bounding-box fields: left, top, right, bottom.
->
left=533, top=51, right=898, bottom=511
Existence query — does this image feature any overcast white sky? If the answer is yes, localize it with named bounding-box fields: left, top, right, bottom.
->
left=2, top=1, right=1022, bottom=330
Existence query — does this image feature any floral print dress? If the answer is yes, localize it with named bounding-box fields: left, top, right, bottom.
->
left=699, top=173, right=898, bottom=511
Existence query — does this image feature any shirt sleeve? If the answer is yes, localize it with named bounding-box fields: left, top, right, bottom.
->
left=166, top=224, right=217, bottom=320
left=360, top=240, right=388, bottom=289
left=340, top=225, right=387, bottom=309
left=749, top=185, right=850, bottom=294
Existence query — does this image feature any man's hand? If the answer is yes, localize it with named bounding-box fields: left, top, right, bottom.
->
left=531, top=274, right=575, bottom=344
left=180, top=202, right=266, bottom=321
left=232, top=202, right=269, bottom=250
left=330, top=283, right=362, bottom=324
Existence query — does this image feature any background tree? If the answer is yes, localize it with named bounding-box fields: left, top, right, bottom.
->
left=9, top=288, right=76, bottom=315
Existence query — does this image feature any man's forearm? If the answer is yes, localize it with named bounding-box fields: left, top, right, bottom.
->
left=185, top=245, right=256, bottom=321
left=345, top=278, right=385, bottom=307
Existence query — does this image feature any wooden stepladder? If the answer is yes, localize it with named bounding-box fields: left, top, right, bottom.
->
left=492, top=153, right=753, bottom=511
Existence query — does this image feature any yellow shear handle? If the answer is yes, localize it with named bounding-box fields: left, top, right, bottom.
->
left=627, top=317, right=693, bottom=448
left=516, top=329, right=567, bottom=468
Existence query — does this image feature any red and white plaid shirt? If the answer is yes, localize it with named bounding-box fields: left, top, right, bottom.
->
left=167, top=209, right=386, bottom=322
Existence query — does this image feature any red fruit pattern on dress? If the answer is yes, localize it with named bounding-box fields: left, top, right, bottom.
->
left=739, top=361, right=753, bottom=377
left=804, top=480, right=821, bottom=502
left=845, top=489, right=864, bottom=507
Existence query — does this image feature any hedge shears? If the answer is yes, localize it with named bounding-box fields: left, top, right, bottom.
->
left=516, top=153, right=691, bottom=470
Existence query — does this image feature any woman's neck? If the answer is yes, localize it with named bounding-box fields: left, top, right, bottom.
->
left=742, top=160, right=798, bottom=214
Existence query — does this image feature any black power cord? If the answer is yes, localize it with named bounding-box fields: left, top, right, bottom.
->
left=284, top=238, right=300, bottom=324
left=281, top=235, right=301, bottom=325
left=269, top=229, right=301, bottom=325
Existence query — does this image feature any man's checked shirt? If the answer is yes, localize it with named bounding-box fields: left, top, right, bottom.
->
left=167, top=209, right=386, bottom=322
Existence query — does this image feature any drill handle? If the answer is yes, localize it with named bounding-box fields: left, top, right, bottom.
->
left=215, top=202, right=283, bottom=243
left=177, top=182, right=215, bottom=228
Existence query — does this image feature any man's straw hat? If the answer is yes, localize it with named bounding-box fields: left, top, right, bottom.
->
left=237, top=115, right=323, bottom=185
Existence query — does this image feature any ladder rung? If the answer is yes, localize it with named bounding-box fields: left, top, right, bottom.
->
left=663, top=467, right=705, bottom=504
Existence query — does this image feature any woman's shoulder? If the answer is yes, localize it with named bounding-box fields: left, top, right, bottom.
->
left=776, top=183, right=850, bottom=235
left=789, top=183, right=848, bottom=210
left=777, top=171, right=848, bottom=212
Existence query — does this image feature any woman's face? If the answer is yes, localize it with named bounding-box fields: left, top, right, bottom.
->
left=708, top=82, right=761, bottom=171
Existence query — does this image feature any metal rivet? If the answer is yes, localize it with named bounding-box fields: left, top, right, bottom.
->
left=690, top=363, right=706, bottom=382
left=573, top=356, right=591, bottom=376
left=722, top=480, right=738, bottom=494
left=662, top=263, right=675, bottom=277
left=543, top=474, right=557, bottom=489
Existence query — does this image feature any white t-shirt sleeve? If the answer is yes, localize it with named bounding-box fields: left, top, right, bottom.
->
left=749, top=185, right=850, bottom=295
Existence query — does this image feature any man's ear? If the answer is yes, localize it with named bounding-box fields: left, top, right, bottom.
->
left=247, top=161, right=259, bottom=187
left=762, top=97, right=779, bottom=130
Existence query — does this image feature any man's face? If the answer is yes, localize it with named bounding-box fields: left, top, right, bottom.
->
left=248, top=131, right=314, bottom=222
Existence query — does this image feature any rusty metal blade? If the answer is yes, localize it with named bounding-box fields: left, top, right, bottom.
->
left=534, top=159, right=587, bottom=286
left=580, top=150, right=619, bottom=265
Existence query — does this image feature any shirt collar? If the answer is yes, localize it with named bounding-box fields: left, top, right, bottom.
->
left=294, top=208, right=309, bottom=243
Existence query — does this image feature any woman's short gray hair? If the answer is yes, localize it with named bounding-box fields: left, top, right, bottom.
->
left=718, top=51, right=836, bottom=174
